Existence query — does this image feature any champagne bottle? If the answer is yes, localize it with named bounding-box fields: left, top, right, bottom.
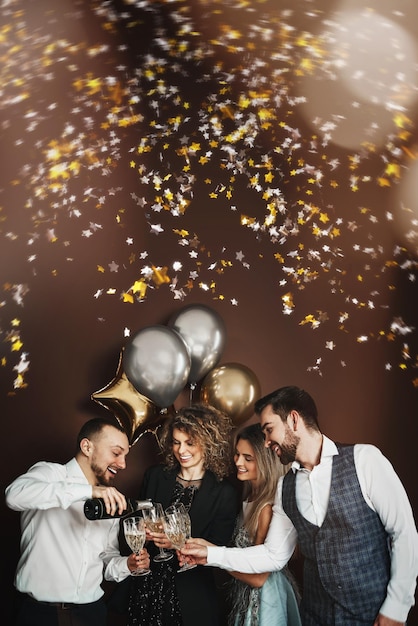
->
left=84, top=497, right=152, bottom=520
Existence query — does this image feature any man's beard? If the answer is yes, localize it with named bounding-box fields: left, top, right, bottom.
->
left=277, top=429, right=299, bottom=465
left=91, top=461, right=113, bottom=486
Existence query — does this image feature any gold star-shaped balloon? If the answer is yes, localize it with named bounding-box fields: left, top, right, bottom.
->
left=92, top=352, right=163, bottom=445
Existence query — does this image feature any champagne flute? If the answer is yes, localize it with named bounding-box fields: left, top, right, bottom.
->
left=174, top=506, right=197, bottom=572
left=142, top=502, right=174, bottom=562
left=164, top=505, right=197, bottom=573
left=123, top=515, right=150, bottom=576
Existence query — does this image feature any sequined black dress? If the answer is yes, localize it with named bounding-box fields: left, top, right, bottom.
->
left=127, top=464, right=239, bottom=626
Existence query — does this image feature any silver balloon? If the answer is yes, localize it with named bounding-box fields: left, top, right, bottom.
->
left=123, top=325, right=191, bottom=408
left=168, top=304, right=226, bottom=385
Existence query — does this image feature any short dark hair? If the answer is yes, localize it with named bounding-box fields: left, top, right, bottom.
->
left=76, top=417, right=127, bottom=451
left=254, top=386, right=320, bottom=431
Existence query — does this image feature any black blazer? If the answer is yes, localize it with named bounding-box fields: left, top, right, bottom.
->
left=140, top=464, right=239, bottom=544
left=140, top=464, right=240, bottom=626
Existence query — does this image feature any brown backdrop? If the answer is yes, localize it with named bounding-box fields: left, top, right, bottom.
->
left=2, top=0, right=417, bottom=624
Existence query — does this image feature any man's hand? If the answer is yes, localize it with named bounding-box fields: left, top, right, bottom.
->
left=91, top=486, right=127, bottom=516
left=179, top=538, right=212, bottom=566
left=373, top=615, right=404, bottom=626
left=127, top=548, right=150, bottom=573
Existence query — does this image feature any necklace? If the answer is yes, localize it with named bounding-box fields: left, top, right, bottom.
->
left=177, top=474, right=204, bottom=482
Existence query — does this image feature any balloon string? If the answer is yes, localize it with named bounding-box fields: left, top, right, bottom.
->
left=131, top=424, right=162, bottom=448
left=152, top=424, right=162, bottom=448
left=189, top=382, right=196, bottom=405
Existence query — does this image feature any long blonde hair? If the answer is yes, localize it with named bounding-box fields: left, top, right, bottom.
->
left=235, top=423, right=288, bottom=542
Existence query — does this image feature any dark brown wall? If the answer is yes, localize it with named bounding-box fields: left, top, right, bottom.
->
left=3, top=267, right=418, bottom=623
left=2, top=0, right=417, bottom=623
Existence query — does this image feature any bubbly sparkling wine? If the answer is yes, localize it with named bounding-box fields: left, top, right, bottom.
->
left=166, top=530, right=185, bottom=549
left=145, top=521, right=162, bottom=533
left=183, top=518, right=191, bottom=537
left=125, top=532, right=145, bottom=553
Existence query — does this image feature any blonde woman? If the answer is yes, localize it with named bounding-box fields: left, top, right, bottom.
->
left=228, top=422, right=301, bottom=626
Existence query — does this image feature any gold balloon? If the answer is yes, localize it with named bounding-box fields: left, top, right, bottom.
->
left=92, top=352, right=161, bottom=446
left=200, top=362, right=261, bottom=426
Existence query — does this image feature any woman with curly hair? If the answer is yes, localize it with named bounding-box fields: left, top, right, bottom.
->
left=126, top=404, right=240, bottom=626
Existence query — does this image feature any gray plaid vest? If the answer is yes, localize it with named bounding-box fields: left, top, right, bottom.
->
left=282, top=444, right=390, bottom=623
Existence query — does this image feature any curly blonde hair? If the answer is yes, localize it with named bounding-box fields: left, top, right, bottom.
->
left=158, top=403, right=234, bottom=481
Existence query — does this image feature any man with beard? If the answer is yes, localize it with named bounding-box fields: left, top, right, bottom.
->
left=5, top=417, right=150, bottom=626
left=181, top=386, right=418, bottom=626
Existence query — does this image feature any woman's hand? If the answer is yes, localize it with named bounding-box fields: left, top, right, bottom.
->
left=146, top=527, right=174, bottom=550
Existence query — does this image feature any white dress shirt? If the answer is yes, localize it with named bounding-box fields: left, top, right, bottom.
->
left=207, top=436, right=418, bottom=622
left=5, top=458, right=131, bottom=603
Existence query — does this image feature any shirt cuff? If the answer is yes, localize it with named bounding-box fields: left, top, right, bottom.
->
left=207, top=546, right=229, bottom=568
left=104, top=557, right=132, bottom=582
left=379, top=597, right=412, bottom=623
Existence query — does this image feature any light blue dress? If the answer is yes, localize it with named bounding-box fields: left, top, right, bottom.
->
left=229, top=506, right=302, bottom=626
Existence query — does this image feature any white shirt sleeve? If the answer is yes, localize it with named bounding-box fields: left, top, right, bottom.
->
left=355, top=444, right=418, bottom=622
left=5, top=460, right=92, bottom=510
left=5, top=458, right=131, bottom=601
left=101, top=521, right=132, bottom=582
left=207, top=476, right=297, bottom=572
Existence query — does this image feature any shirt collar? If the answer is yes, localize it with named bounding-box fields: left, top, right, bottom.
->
left=66, top=457, right=89, bottom=482
left=291, top=434, right=338, bottom=472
